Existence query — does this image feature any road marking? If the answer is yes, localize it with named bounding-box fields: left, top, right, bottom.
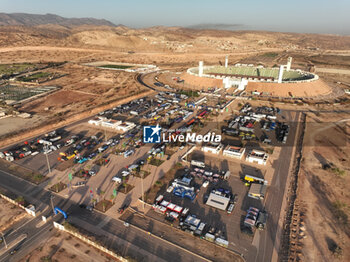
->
left=0, top=233, right=27, bottom=257
left=6, top=217, right=36, bottom=238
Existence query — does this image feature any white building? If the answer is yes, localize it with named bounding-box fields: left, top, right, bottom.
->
left=101, top=119, right=122, bottom=128
left=223, top=145, right=245, bottom=159
left=88, top=117, right=135, bottom=133
left=201, top=142, right=223, bottom=155
left=206, top=192, right=230, bottom=211
left=115, top=121, right=136, bottom=132
left=246, top=149, right=269, bottom=165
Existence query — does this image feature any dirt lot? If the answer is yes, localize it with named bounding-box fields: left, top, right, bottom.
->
left=294, top=112, right=350, bottom=262
left=0, top=115, right=44, bottom=137
left=19, top=63, right=147, bottom=116
left=20, top=230, right=118, bottom=262
left=0, top=198, right=27, bottom=232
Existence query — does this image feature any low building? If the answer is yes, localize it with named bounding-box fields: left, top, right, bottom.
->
left=246, top=149, right=268, bottom=165
left=115, top=121, right=136, bottom=132
left=88, top=117, right=135, bottom=133
left=223, top=145, right=245, bottom=159
left=201, top=142, right=223, bottom=155
left=205, top=192, right=230, bottom=211
left=248, top=183, right=267, bottom=199
left=101, top=119, right=122, bottom=128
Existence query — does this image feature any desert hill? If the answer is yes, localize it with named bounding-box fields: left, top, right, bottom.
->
left=0, top=13, right=349, bottom=53
left=0, top=13, right=115, bottom=27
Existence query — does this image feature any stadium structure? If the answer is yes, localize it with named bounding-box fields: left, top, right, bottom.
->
left=183, top=57, right=332, bottom=98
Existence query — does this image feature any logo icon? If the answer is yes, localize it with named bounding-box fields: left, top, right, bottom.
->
left=143, top=125, right=161, bottom=143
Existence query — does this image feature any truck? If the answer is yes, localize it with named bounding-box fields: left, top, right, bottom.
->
left=191, top=160, right=205, bottom=168
left=248, top=183, right=267, bottom=200
left=243, top=174, right=267, bottom=185
left=244, top=207, right=267, bottom=230
left=256, top=211, right=268, bottom=230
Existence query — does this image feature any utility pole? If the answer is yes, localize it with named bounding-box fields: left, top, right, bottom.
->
left=44, top=145, right=51, bottom=174
left=50, top=195, right=55, bottom=215
left=141, top=172, right=145, bottom=212
left=1, top=232, right=7, bottom=249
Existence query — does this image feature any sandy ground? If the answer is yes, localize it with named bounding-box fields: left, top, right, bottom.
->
left=294, top=113, right=350, bottom=262
left=0, top=115, right=44, bottom=137
left=0, top=198, right=27, bottom=232
left=316, top=68, right=350, bottom=75
left=20, top=230, right=118, bottom=262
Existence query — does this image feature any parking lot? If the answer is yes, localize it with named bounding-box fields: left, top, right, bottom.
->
left=0, top=89, right=300, bottom=260
left=144, top=151, right=269, bottom=247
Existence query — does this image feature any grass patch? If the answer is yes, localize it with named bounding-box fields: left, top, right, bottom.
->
left=73, top=169, right=89, bottom=178
left=261, top=52, right=278, bottom=58
left=178, top=90, right=199, bottom=97
left=94, top=158, right=110, bottom=166
left=17, top=72, right=51, bottom=82
left=117, top=183, right=134, bottom=194
left=14, top=196, right=28, bottom=206
left=175, top=162, right=183, bottom=168
left=331, top=167, right=346, bottom=177
left=149, top=158, right=165, bottom=167
left=49, top=182, right=67, bottom=193
left=99, top=64, right=133, bottom=69
left=0, top=63, right=34, bottom=75
left=62, top=221, right=78, bottom=233
left=155, top=180, right=163, bottom=186
left=133, top=170, right=151, bottom=179
left=332, top=200, right=349, bottom=226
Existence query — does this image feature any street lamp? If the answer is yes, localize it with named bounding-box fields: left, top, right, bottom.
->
left=141, top=171, right=145, bottom=212
left=50, top=195, right=55, bottom=215
left=44, top=145, right=51, bottom=174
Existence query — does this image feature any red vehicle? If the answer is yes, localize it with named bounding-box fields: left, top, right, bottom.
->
left=186, top=118, right=196, bottom=126
left=197, top=110, right=207, bottom=118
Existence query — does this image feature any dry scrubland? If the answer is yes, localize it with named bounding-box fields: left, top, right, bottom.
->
left=0, top=198, right=27, bottom=232
left=297, top=113, right=350, bottom=261
left=20, top=231, right=119, bottom=262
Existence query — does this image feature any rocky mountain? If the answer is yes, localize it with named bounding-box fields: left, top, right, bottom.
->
left=0, top=13, right=116, bottom=27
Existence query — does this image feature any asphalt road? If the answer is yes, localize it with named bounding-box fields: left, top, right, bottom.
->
left=252, top=110, right=301, bottom=262
left=0, top=169, right=208, bottom=262
left=0, top=209, right=58, bottom=262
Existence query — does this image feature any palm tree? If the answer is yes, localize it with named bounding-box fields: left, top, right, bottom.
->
left=122, top=176, right=127, bottom=194
left=102, top=201, right=107, bottom=212
left=110, top=194, right=115, bottom=204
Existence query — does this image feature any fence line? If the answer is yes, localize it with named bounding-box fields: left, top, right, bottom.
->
left=53, top=221, right=128, bottom=262
left=0, top=193, right=36, bottom=217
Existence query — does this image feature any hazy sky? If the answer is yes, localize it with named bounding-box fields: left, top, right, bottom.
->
left=2, top=0, right=350, bottom=34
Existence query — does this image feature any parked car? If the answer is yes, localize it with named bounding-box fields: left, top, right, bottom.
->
left=166, top=185, right=174, bottom=193
left=227, top=203, right=234, bottom=214
left=124, top=149, right=134, bottom=158
left=112, top=176, right=122, bottom=184
left=202, top=180, right=210, bottom=188
left=121, top=170, right=130, bottom=177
